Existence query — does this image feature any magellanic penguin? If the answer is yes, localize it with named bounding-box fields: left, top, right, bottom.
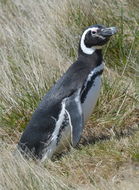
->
left=18, top=24, right=117, bottom=161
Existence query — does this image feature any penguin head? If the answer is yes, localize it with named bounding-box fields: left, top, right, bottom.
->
left=80, top=24, right=117, bottom=55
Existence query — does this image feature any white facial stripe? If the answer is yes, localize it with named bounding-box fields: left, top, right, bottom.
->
left=91, top=27, right=98, bottom=32
left=80, top=27, right=104, bottom=55
left=91, top=28, right=105, bottom=39
left=80, top=28, right=95, bottom=55
left=91, top=28, right=105, bottom=38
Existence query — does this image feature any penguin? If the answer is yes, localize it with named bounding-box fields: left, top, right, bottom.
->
left=18, top=24, right=117, bottom=161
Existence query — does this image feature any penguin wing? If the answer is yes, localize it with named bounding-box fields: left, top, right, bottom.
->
left=65, top=90, right=84, bottom=147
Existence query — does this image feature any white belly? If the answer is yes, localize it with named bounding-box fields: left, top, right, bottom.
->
left=81, top=76, right=101, bottom=123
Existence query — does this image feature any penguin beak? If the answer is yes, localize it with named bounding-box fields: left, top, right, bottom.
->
left=100, top=27, right=117, bottom=37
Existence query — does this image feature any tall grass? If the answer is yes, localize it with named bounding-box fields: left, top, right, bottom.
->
left=0, top=0, right=139, bottom=189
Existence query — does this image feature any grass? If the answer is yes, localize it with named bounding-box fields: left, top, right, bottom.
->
left=0, top=0, right=139, bottom=189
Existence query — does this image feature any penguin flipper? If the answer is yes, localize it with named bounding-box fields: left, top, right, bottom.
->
left=65, top=91, right=84, bottom=147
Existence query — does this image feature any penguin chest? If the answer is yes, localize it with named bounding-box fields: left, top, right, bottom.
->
left=81, top=76, right=102, bottom=123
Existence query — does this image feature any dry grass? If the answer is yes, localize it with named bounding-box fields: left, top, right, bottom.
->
left=0, top=143, right=72, bottom=190
left=1, top=132, right=139, bottom=189
left=0, top=0, right=139, bottom=189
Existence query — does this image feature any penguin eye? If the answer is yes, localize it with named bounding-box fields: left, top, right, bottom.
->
left=92, top=31, right=96, bottom=34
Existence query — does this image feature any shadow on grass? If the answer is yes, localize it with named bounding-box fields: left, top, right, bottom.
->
left=80, top=124, right=139, bottom=147
left=52, top=125, right=139, bottom=161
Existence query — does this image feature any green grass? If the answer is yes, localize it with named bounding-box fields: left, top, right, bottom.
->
left=0, top=0, right=139, bottom=189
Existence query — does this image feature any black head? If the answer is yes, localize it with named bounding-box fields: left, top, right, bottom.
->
left=80, top=24, right=117, bottom=55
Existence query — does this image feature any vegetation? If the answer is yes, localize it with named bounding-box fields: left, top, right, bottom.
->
left=0, top=0, right=139, bottom=189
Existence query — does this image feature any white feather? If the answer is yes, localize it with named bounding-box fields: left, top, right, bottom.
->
left=80, top=28, right=95, bottom=55
left=80, top=27, right=103, bottom=55
left=41, top=98, right=71, bottom=161
left=81, top=63, right=104, bottom=123
left=75, top=89, right=82, bottom=115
